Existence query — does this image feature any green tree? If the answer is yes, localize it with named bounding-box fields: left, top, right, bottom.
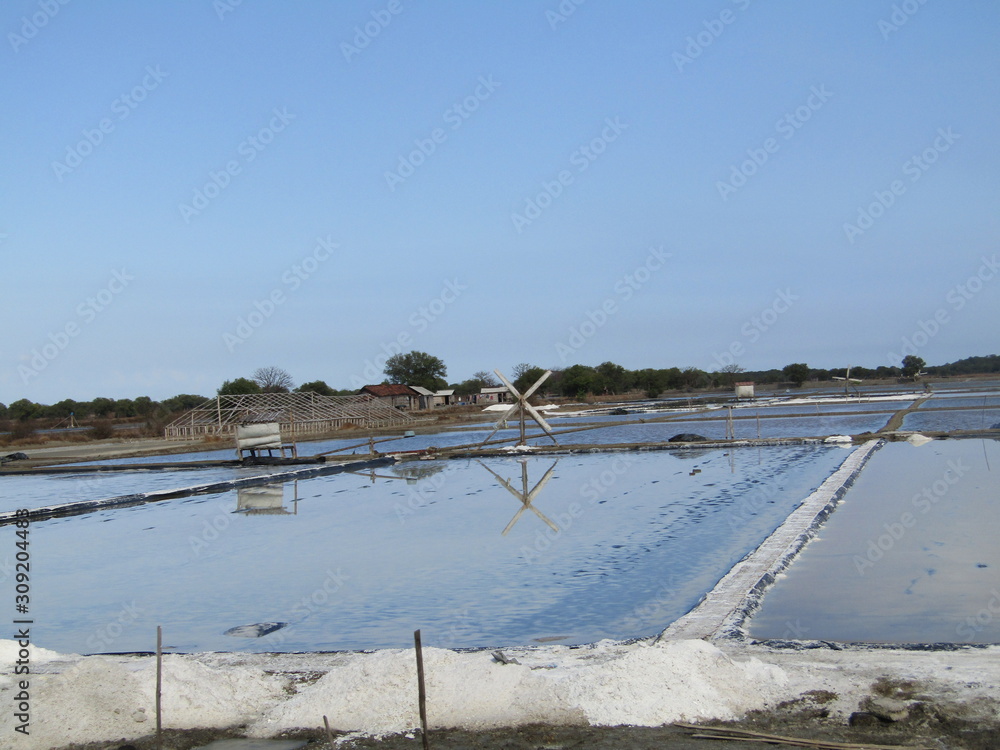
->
left=595, top=361, right=629, bottom=394
left=454, top=378, right=486, bottom=397
left=8, top=398, right=40, bottom=421
left=559, top=364, right=597, bottom=398
left=295, top=380, right=336, bottom=397
left=384, top=351, right=447, bottom=391
left=90, top=397, right=115, bottom=417
left=513, top=366, right=547, bottom=394
left=44, top=399, right=80, bottom=419
left=783, top=363, right=811, bottom=387
left=901, top=355, right=926, bottom=378
left=219, top=377, right=262, bottom=396
left=133, top=396, right=157, bottom=417
left=161, top=394, right=209, bottom=413
left=634, top=368, right=667, bottom=398
left=114, top=398, right=137, bottom=417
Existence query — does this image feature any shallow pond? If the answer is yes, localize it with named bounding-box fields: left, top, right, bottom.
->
left=16, top=445, right=852, bottom=654
left=747, top=438, right=1000, bottom=644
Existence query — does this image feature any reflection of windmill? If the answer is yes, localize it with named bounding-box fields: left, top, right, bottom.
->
left=831, top=365, right=863, bottom=397
left=478, top=459, right=559, bottom=535
left=479, top=369, right=558, bottom=448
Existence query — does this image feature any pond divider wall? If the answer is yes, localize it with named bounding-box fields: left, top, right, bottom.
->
left=658, top=438, right=885, bottom=642
left=0, top=456, right=396, bottom=525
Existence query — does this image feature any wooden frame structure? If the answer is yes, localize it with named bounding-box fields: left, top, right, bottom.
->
left=479, top=369, right=559, bottom=448
left=164, top=392, right=414, bottom=440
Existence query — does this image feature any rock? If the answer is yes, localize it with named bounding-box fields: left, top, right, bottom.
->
left=859, top=695, right=912, bottom=723
left=3, top=452, right=29, bottom=461
left=848, top=711, right=883, bottom=727
left=224, top=622, right=287, bottom=638
left=669, top=433, right=707, bottom=443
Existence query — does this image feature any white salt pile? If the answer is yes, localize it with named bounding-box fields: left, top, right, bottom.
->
left=5, top=637, right=999, bottom=750
left=0, top=638, right=787, bottom=748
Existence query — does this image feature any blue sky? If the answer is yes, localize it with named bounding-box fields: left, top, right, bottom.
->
left=2, top=0, right=998, bottom=403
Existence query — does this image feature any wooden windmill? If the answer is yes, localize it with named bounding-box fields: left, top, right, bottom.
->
left=478, top=369, right=559, bottom=448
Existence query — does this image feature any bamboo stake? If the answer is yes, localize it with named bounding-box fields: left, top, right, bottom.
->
left=414, top=629, right=430, bottom=750
left=155, top=625, right=163, bottom=747
left=674, top=723, right=931, bottom=750
left=323, top=715, right=337, bottom=749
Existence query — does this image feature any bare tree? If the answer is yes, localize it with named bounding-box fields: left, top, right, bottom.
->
left=719, top=363, right=745, bottom=387
left=511, top=363, right=534, bottom=380
left=252, top=366, right=294, bottom=393
left=472, top=370, right=499, bottom=388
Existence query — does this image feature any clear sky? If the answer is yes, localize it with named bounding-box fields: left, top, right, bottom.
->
left=2, top=0, right=998, bottom=403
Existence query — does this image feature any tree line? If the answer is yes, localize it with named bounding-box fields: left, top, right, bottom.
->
left=3, top=354, right=995, bottom=425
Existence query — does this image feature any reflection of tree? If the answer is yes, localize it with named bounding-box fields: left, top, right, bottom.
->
left=388, top=463, right=448, bottom=481
left=478, top=458, right=560, bottom=535
left=670, top=447, right=716, bottom=461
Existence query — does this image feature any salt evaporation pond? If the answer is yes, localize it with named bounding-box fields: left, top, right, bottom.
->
left=901, top=408, right=1000, bottom=432
left=23, top=445, right=852, bottom=654
left=748, top=438, right=1000, bottom=644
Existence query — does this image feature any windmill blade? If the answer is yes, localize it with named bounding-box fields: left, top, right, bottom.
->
left=520, top=370, right=552, bottom=400
left=477, top=403, right=521, bottom=447
left=523, top=403, right=558, bottom=443
left=477, top=460, right=523, bottom=501
left=501, top=504, right=529, bottom=536
left=493, top=370, right=522, bottom=399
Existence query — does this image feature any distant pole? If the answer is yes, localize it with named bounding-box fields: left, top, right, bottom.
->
left=414, top=629, right=430, bottom=750
left=156, top=626, right=163, bottom=746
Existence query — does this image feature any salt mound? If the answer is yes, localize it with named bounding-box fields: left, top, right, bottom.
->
left=907, top=433, right=934, bottom=447
left=250, top=641, right=786, bottom=736
left=0, top=651, right=285, bottom=749
left=0, top=638, right=70, bottom=665
left=250, top=647, right=578, bottom=735
left=550, top=639, right=787, bottom=726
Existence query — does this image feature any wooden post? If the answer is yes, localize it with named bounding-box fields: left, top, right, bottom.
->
left=323, top=715, right=337, bottom=749
left=414, top=629, right=430, bottom=750
left=156, top=626, right=163, bottom=746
